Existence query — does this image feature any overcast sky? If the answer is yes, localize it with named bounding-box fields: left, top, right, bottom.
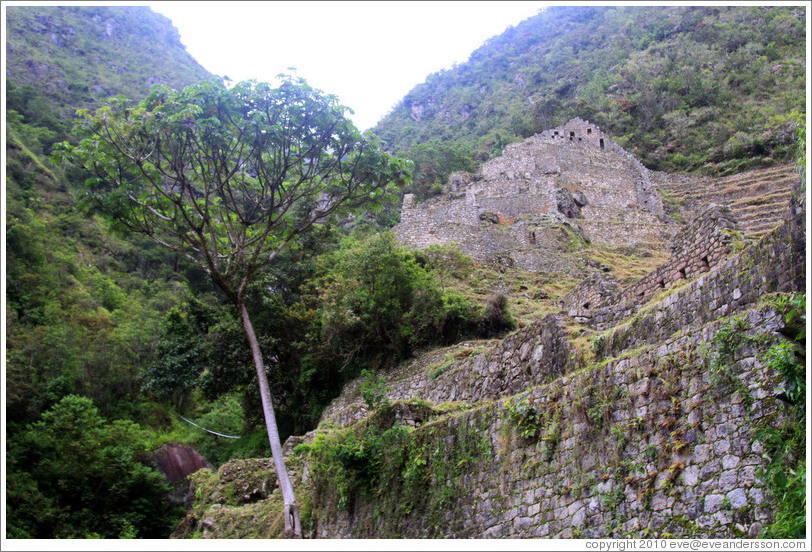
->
left=149, top=1, right=550, bottom=131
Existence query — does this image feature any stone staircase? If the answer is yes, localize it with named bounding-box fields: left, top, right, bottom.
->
left=657, top=164, right=798, bottom=239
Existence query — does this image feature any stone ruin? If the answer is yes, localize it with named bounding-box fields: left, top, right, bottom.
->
left=392, top=118, right=677, bottom=271
left=561, top=203, right=741, bottom=327
left=178, top=118, right=806, bottom=539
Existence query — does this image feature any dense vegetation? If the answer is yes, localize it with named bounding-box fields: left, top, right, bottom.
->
left=4, top=6, right=518, bottom=538
left=3, top=4, right=806, bottom=540
left=6, top=7, right=216, bottom=534
left=5, top=5, right=211, bottom=122
left=373, top=5, right=806, bottom=201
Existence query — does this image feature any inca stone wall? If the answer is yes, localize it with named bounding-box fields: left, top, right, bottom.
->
left=319, top=314, right=581, bottom=428
left=393, top=119, right=678, bottom=270
left=591, top=198, right=804, bottom=350
left=561, top=204, right=742, bottom=328
left=178, top=133, right=805, bottom=541
left=310, top=306, right=788, bottom=539
left=304, top=191, right=803, bottom=538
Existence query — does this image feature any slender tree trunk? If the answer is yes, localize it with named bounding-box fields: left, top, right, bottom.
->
left=238, top=300, right=302, bottom=538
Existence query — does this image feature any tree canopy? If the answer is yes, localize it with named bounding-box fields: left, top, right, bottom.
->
left=56, top=76, right=410, bottom=301
left=55, top=75, right=411, bottom=537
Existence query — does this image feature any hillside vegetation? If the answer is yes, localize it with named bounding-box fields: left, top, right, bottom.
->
left=372, top=5, right=806, bottom=201
left=6, top=6, right=210, bottom=122
left=3, top=4, right=807, bottom=540
left=4, top=5, right=525, bottom=538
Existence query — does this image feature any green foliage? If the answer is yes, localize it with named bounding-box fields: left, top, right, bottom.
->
left=5, top=6, right=213, bottom=124
left=6, top=395, right=184, bottom=538
left=796, top=116, right=806, bottom=188
left=53, top=77, right=410, bottom=305
left=704, top=317, right=753, bottom=399
left=5, top=5, right=256, bottom=539
left=478, top=293, right=517, bottom=337
left=141, top=295, right=219, bottom=409
left=187, top=394, right=248, bottom=466
left=757, top=294, right=805, bottom=539
left=404, top=139, right=477, bottom=202
left=428, top=355, right=456, bottom=381
left=312, top=232, right=484, bottom=374
left=304, top=404, right=492, bottom=528
left=359, top=369, right=392, bottom=411
left=304, top=418, right=414, bottom=512
left=420, top=243, right=475, bottom=290
left=505, top=396, right=543, bottom=440
left=373, top=6, right=805, bottom=176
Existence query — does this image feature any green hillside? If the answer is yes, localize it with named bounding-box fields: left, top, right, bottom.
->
left=5, top=6, right=216, bottom=538
left=6, top=5, right=211, bottom=120
left=3, top=4, right=806, bottom=540
left=372, top=5, right=806, bottom=200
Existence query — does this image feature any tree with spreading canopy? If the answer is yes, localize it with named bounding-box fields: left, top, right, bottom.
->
left=54, top=76, right=411, bottom=538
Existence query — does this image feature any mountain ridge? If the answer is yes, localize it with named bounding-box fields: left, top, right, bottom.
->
left=371, top=5, right=805, bottom=202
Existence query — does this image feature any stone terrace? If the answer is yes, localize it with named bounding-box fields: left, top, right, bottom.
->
left=656, top=164, right=797, bottom=239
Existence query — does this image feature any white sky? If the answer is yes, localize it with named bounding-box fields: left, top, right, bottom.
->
left=148, top=1, right=550, bottom=131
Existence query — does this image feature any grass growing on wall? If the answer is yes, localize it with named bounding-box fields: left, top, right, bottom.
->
left=298, top=400, right=494, bottom=536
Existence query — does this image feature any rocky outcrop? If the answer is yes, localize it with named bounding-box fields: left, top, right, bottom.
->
left=146, top=443, right=213, bottom=507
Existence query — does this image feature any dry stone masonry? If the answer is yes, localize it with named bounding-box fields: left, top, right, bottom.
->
left=311, top=308, right=789, bottom=539
left=562, top=203, right=742, bottom=329
left=319, top=314, right=581, bottom=428
left=303, top=173, right=804, bottom=539
left=393, top=119, right=678, bottom=270
left=179, top=121, right=805, bottom=540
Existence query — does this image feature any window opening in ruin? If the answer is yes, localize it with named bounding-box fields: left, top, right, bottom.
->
left=570, top=131, right=575, bottom=139
left=700, top=256, right=710, bottom=270
left=554, top=131, right=558, bottom=135
left=583, top=302, right=591, bottom=310
left=587, top=128, right=592, bottom=134
left=658, top=279, right=666, bottom=289
left=599, top=138, right=605, bottom=149
left=679, top=268, right=687, bottom=279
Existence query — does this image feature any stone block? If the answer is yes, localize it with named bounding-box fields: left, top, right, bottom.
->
left=714, top=439, right=731, bottom=455
left=722, top=455, right=740, bottom=470
left=719, top=469, right=738, bottom=491
left=713, top=511, right=732, bottom=526
left=699, top=459, right=721, bottom=481
left=726, top=488, right=747, bottom=509
left=651, top=491, right=669, bottom=512
left=693, top=444, right=712, bottom=463
left=704, top=494, right=725, bottom=514
left=681, top=465, right=700, bottom=486
left=738, top=465, right=757, bottom=487
left=748, top=488, right=765, bottom=506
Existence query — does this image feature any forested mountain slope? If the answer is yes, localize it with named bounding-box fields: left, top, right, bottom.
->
left=6, top=5, right=214, bottom=429
left=6, top=5, right=211, bottom=122
left=372, top=5, right=806, bottom=201
left=4, top=3, right=807, bottom=541
left=5, top=6, right=216, bottom=538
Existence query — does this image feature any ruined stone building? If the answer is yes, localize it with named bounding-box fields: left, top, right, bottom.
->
left=392, top=118, right=794, bottom=275
left=393, top=118, right=675, bottom=271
